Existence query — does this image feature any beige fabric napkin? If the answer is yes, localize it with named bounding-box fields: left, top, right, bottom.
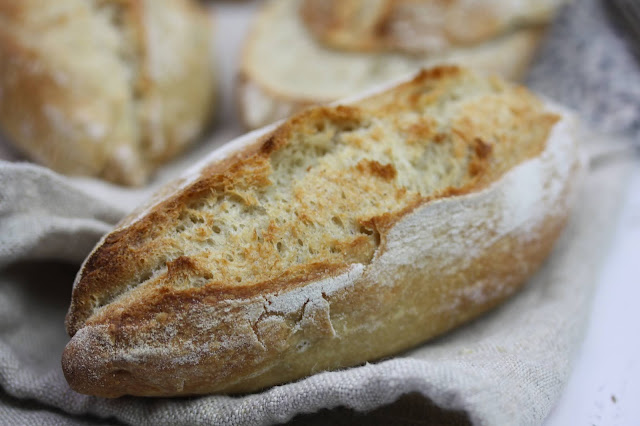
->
left=1, top=0, right=638, bottom=424
left=0, top=149, right=632, bottom=426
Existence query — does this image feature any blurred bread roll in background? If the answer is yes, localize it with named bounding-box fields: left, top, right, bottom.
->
left=301, top=0, right=566, bottom=54
left=0, top=0, right=216, bottom=185
left=238, top=0, right=565, bottom=129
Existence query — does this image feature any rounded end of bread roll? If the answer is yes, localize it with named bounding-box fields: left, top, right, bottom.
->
left=63, top=324, right=174, bottom=398
left=62, top=326, right=114, bottom=398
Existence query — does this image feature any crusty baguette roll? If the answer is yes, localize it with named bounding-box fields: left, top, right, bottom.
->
left=301, top=0, right=565, bottom=54
left=238, top=0, right=546, bottom=129
left=63, top=66, right=581, bottom=397
left=0, top=0, right=216, bottom=185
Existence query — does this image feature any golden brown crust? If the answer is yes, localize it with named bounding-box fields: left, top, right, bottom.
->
left=69, top=66, right=522, bottom=334
left=63, top=66, right=580, bottom=397
left=0, top=0, right=216, bottom=185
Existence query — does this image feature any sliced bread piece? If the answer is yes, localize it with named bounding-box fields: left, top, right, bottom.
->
left=63, top=66, right=582, bottom=397
left=301, top=0, right=565, bottom=54
left=238, top=0, right=546, bottom=129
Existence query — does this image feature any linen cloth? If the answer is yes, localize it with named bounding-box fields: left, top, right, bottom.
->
left=1, top=0, right=638, bottom=424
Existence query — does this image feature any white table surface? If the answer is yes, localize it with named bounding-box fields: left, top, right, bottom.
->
left=544, top=159, right=640, bottom=426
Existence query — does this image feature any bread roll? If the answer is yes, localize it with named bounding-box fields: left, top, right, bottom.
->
left=0, top=0, right=216, bottom=185
left=63, top=66, right=582, bottom=397
left=238, top=0, right=547, bottom=129
left=301, top=0, right=565, bottom=54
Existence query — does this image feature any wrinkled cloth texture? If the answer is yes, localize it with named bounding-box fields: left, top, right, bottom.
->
left=1, top=0, right=639, bottom=425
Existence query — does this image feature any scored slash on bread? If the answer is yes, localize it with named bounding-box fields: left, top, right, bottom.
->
left=238, top=0, right=548, bottom=129
left=301, top=0, right=566, bottom=54
left=0, top=0, right=216, bottom=185
left=63, top=66, right=582, bottom=397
